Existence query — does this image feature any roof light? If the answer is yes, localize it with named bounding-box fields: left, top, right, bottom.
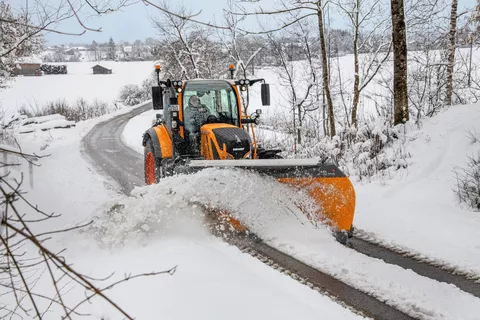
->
left=155, top=64, right=161, bottom=70
left=229, top=64, right=236, bottom=71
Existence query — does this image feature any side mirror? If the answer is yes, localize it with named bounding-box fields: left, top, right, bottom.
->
left=261, top=83, right=270, bottom=106
left=256, top=109, right=262, bottom=115
left=152, top=86, right=163, bottom=110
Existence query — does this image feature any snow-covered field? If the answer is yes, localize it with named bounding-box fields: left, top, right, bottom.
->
left=0, top=61, right=154, bottom=117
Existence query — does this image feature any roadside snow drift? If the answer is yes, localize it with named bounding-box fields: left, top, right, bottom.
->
left=355, top=103, right=480, bottom=278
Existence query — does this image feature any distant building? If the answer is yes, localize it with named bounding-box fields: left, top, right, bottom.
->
left=92, top=64, right=112, bottom=74
left=13, top=56, right=42, bottom=76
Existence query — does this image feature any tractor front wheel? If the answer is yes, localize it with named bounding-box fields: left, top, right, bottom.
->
left=144, top=138, right=162, bottom=184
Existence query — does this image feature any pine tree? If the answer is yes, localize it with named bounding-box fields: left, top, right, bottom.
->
left=107, top=37, right=116, bottom=60
left=91, top=40, right=99, bottom=61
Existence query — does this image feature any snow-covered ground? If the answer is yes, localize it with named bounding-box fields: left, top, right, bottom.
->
left=354, top=103, right=480, bottom=278
left=2, top=52, right=480, bottom=318
left=118, top=106, right=480, bottom=320
left=123, top=99, right=480, bottom=280
left=0, top=61, right=154, bottom=118
left=1, top=105, right=366, bottom=319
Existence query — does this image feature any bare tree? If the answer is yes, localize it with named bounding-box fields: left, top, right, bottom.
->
left=333, top=0, right=392, bottom=128
left=229, top=0, right=337, bottom=136
left=151, top=2, right=226, bottom=79
left=391, top=0, right=409, bottom=125
left=0, top=143, right=176, bottom=318
left=0, top=1, right=43, bottom=88
left=267, top=23, right=318, bottom=149
left=217, top=0, right=264, bottom=112
left=445, top=0, right=458, bottom=106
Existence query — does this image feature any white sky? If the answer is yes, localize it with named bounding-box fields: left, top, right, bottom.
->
left=8, top=0, right=478, bottom=46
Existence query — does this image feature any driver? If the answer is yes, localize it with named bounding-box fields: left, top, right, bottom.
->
left=184, top=95, right=205, bottom=134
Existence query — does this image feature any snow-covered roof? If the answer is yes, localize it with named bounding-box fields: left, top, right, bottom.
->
left=92, top=64, right=112, bottom=70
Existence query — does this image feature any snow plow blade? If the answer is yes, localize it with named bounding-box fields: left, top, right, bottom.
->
left=188, top=159, right=356, bottom=233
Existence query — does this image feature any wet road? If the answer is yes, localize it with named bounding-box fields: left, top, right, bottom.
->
left=82, top=103, right=151, bottom=195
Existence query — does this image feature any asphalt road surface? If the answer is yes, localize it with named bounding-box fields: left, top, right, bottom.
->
left=82, top=102, right=152, bottom=194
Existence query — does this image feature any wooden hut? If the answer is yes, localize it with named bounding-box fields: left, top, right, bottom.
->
left=92, top=65, right=112, bottom=74
left=14, top=56, right=42, bottom=76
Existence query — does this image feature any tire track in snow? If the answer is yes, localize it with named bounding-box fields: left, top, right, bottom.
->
left=349, top=232, right=480, bottom=298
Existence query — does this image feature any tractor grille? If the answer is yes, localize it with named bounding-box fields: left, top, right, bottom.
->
left=212, top=127, right=251, bottom=159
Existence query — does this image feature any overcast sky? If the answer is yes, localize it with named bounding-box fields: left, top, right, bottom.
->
left=42, top=0, right=279, bottom=45
left=10, top=0, right=478, bottom=46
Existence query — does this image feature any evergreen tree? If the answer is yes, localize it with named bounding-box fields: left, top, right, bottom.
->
left=107, top=37, right=116, bottom=60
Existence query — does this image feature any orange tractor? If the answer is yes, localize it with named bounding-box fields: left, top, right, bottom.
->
left=142, top=65, right=356, bottom=243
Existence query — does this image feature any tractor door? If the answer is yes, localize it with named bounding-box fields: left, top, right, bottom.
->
left=162, top=88, right=172, bottom=132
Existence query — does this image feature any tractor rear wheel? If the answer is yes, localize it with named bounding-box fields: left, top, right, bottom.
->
left=144, top=138, right=162, bottom=184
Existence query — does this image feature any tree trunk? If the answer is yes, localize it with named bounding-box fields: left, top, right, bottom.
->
left=297, top=104, right=302, bottom=144
left=351, top=0, right=360, bottom=128
left=391, top=0, right=409, bottom=125
left=468, top=35, right=473, bottom=87
left=317, top=1, right=336, bottom=137
left=445, top=0, right=458, bottom=105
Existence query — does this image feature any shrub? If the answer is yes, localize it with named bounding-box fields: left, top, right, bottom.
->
left=20, top=98, right=112, bottom=122
left=119, top=84, right=145, bottom=106
left=454, top=152, right=480, bottom=211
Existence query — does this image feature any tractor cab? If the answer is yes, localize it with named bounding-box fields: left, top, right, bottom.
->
left=149, top=65, right=271, bottom=160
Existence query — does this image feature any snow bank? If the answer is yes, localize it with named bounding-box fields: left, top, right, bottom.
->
left=19, top=114, right=75, bottom=133
left=121, top=108, right=157, bottom=154
left=355, top=103, right=480, bottom=278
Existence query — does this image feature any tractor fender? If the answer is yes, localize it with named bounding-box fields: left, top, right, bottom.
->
left=143, top=128, right=162, bottom=159
left=142, top=126, right=173, bottom=159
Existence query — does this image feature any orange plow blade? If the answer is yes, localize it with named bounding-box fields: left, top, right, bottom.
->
left=188, top=159, right=356, bottom=235
left=277, top=176, right=355, bottom=232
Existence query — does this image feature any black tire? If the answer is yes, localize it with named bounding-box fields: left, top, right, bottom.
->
left=144, top=138, right=162, bottom=184
left=347, top=225, right=355, bottom=238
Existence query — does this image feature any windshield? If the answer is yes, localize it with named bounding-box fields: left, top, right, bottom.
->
left=182, top=81, right=239, bottom=134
